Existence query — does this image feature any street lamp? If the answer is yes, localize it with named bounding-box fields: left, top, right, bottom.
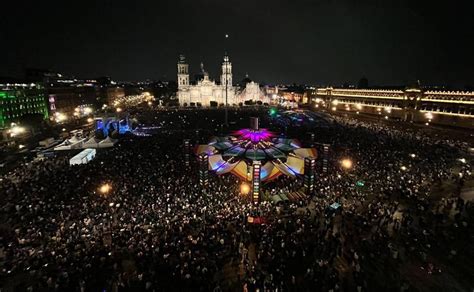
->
left=240, top=182, right=250, bottom=195
left=99, top=183, right=112, bottom=195
left=10, top=125, right=26, bottom=137
left=55, top=112, right=67, bottom=123
left=340, top=158, right=353, bottom=170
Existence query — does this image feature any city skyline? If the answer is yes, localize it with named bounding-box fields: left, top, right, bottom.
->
left=1, top=2, right=473, bottom=290
left=1, top=0, right=473, bottom=86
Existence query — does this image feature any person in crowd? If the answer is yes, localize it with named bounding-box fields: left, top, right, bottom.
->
left=0, top=108, right=472, bottom=291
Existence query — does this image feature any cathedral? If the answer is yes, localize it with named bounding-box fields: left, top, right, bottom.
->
left=177, top=54, right=269, bottom=106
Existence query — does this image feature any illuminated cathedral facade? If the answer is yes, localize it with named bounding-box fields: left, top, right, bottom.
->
left=177, top=55, right=269, bottom=106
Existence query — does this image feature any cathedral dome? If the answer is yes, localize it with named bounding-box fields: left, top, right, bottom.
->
left=239, top=73, right=253, bottom=89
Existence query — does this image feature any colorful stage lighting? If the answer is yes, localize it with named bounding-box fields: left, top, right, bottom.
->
left=236, top=128, right=273, bottom=143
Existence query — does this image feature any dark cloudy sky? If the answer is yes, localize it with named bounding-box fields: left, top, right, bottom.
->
left=1, top=0, right=473, bottom=86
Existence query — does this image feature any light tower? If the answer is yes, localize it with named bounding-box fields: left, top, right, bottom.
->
left=303, top=156, right=317, bottom=195
left=251, top=160, right=261, bottom=204
left=198, top=153, right=209, bottom=188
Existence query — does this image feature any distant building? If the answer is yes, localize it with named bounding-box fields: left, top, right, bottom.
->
left=280, top=89, right=304, bottom=103
left=302, top=88, right=317, bottom=104
left=177, top=54, right=237, bottom=106
left=96, top=76, right=112, bottom=87
left=239, top=74, right=253, bottom=89
left=100, top=87, right=125, bottom=106
left=177, top=55, right=269, bottom=106
left=236, top=74, right=269, bottom=104
left=264, top=85, right=279, bottom=96
left=47, top=85, right=97, bottom=117
left=0, top=83, right=49, bottom=128
left=238, top=81, right=269, bottom=104
left=23, top=69, right=98, bottom=117
left=122, top=82, right=145, bottom=96
left=263, top=85, right=279, bottom=104
left=316, top=86, right=474, bottom=129
left=26, top=69, right=130, bottom=116
left=46, top=76, right=97, bottom=118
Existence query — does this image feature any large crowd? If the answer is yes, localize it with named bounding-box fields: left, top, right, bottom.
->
left=0, top=108, right=473, bottom=291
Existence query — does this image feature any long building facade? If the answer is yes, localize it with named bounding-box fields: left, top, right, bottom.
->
left=315, top=87, right=474, bottom=128
left=0, top=83, right=49, bottom=128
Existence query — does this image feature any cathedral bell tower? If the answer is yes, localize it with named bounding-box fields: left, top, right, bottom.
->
left=177, top=54, right=189, bottom=88
left=221, top=54, right=232, bottom=86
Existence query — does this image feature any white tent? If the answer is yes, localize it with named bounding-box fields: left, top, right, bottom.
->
left=98, top=137, right=117, bottom=148
left=83, top=137, right=101, bottom=148
left=54, top=137, right=85, bottom=151
left=69, top=148, right=96, bottom=165
left=68, top=136, right=82, bottom=143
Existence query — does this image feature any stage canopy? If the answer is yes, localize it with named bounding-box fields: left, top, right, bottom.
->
left=196, top=126, right=317, bottom=182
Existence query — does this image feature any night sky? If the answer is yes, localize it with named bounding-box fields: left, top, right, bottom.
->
left=1, top=0, right=473, bottom=87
